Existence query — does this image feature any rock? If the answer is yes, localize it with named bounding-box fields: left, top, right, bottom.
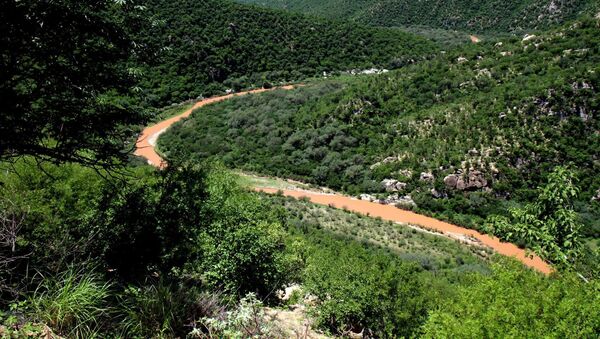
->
left=397, top=169, right=413, bottom=178
left=420, top=172, right=435, bottom=182
left=382, top=156, right=397, bottom=164
left=444, top=171, right=488, bottom=191
left=592, top=188, right=600, bottom=201
left=468, top=148, right=479, bottom=156
left=431, top=188, right=445, bottom=199
left=457, top=56, right=468, bottom=63
left=522, top=34, right=536, bottom=42
left=360, top=194, right=376, bottom=202
left=466, top=170, right=487, bottom=189
left=381, top=179, right=407, bottom=192
left=444, top=174, right=459, bottom=188
left=456, top=178, right=466, bottom=190
left=276, top=284, right=302, bottom=301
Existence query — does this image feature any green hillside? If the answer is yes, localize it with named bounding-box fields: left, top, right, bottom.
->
left=239, top=0, right=598, bottom=34
left=3, top=0, right=600, bottom=337
left=136, top=0, right=437, bottom=106
left=159, top=18, right=600, bottom=267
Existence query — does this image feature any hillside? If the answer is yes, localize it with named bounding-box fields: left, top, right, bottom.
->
left=3, top=0, right=600, bottom=337
left=238, top=0, right=598, bottom=34
left=159, top=18, right=600, bottom=268
left=135, top=0, right=437, bottom=106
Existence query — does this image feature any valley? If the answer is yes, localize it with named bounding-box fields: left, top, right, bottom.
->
left=136, top=87, right=552, bottom=274
left=1, top=0, right=599, bottom=337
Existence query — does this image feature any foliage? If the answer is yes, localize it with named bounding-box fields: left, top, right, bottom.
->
left=422, top=259, right=600, bottom=338
left=192, top=293, right=281, bottom=338
left=239, top=0, right=598, bottom=34
left=135, top=0, right=437, bottom=106
left=29, top=268, right=111, bottom=338
left=292, top=227, right=446, bottom=337
left=485, top=166, right=583, bottom=267
left=187, top=167, right=291, bottom=298
left=0, top=0, right=148, bottom=167
left=269, top=194, right=490, bottom=271
left=0, top=160, right=290, bottom=335
left=159, top=19, right=600, bottom=270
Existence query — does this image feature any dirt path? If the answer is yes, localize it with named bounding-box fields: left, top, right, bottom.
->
left=135, top=87, right=553, bottom=275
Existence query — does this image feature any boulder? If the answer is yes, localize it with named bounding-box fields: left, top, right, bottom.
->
left=466, top=170, right=487, bottom=189
left=444, top=171, right=488, bottom=191
left=379, top=194, right=415, bottom=207
left=397, top=169, right=413, bottom=178
left=444, top=174, right=458, bottom=188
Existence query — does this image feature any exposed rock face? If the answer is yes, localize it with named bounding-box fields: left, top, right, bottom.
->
left=467, top=170, right=487, bottom=189
left=381, top=179, right=407, bottom=192
left=419, top=172, right=435, bottom=182
left=444, top=170, right=488, bottom=191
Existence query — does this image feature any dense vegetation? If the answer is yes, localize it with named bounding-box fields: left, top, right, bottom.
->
left=160, top=18, right=600, bottom=270
left=0, top=161, right=292, bottom=336
left=135, top=0, right=437, bottom=106
left=2, top=0, right=599, bottom=337
left=1, top=0, right=148, bottom=167
left=267, top=194, right=491, bottom=271
left=239, top=0, right=599, bottom=34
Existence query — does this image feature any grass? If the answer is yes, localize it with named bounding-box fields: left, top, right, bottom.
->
left=152, top=102, right=195, bottom=123
left=236, top=171, right=315, bottom=191
left=267, top=195, right=491, bottom=271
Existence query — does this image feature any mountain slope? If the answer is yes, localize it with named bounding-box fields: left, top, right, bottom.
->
left=238, top=0, right=599, bottom=34
left=135, top=0, right=437, bottom=106
left=158, top=18, right=600, bottom=249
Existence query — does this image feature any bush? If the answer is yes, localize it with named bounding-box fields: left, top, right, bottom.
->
left=422, top=259, right=600, bottom=338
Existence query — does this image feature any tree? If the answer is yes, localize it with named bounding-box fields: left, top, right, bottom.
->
left=485, top=166, right=583, bottom=267
left=0, top=0, right=147, bottom=168
left=422, top=259, right=600, bottom=338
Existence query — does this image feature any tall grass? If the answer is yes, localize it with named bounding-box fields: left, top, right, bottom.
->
left=29, top=268, right=111, bottom=338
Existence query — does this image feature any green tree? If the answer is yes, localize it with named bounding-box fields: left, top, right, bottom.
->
left=486, top=166, right=583, bottom=267
left=422, top=259, right=600, bottom=338
left=0, top=0, right=147, bottom=168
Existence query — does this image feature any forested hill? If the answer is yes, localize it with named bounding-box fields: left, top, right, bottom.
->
left=159, top=17, right=600, bottom=271
left=238, top=0, right=599, bottom=34
left=135, top=0, right=436, bottom=106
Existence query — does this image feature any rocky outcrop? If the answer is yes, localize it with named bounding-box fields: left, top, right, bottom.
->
left=381, top=179, right=407, bottom=192
left=444, top=170, right=488, bottom=191
left=397, top=169, right=413, bottom=178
